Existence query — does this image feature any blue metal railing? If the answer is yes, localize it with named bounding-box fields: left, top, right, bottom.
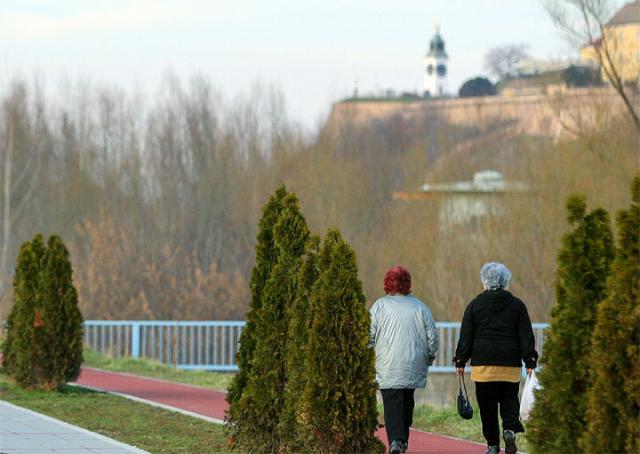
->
left=84, top=320, right=550, bottom=373
left=84, top=320, right=245, bottom=371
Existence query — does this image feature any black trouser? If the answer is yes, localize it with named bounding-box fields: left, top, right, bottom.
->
left=380, top=388, right=415, bottom=445
left=475, top=381, right=524, bottom=446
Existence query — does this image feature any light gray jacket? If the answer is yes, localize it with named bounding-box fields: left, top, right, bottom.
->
left=370, top=294, right=438, bottom=389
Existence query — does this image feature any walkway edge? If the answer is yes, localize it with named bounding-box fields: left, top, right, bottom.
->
left=409, top=427, right=486, bottom=447
left=68, top=382, right=225, bottom=424
left=82, top=366, right=228, bottom=393
left=0, top=400, right=149, bottom=453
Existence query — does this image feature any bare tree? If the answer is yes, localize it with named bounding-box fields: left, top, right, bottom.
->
left=0, top=85, right=42, bottom=293
left=0, top=125, right=12, bottom=293
left=0, top=72, right=635, bottom=323
left=545, top=0, right=639, bottom=130
left=484, top=44, right=530, bottom=80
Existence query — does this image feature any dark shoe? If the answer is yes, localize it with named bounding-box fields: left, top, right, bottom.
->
left=389, top=439, right=402, bottom=454
left=400, top=440, right=408, bottom=453
left=484, top=446, right=500, bottom=454
left=504, top=429, right=517, bottom=454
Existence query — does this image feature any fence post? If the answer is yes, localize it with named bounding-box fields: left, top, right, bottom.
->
left=131, top=322, right=141, bottom=358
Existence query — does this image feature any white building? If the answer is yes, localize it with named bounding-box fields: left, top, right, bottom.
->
left=421, top=171, right=529, bottom=225
left=424, top=23, right=449, bottom=96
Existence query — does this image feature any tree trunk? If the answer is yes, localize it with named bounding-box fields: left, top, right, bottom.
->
left=0, top=125, right=12, bottom=292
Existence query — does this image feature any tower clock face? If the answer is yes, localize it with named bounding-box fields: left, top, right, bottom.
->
left=437, top=64, right=447, bottom=76
left=426, top=64, right=434, bottom=75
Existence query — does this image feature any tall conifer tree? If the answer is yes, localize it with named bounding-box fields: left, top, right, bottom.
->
left=226, top=186, right=288, bottom=422
left=528, top=196, right=614, bottom=453
left=233, top=192, right=309, bottom=451
left=280, top=235, right=321, bottom=449
left=299, top=230, right=383, bottom=454
left=580, top=176, right=639, bottom=453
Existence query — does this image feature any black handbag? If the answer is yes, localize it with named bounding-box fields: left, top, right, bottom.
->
left=457, top=374, right=474, bottom=419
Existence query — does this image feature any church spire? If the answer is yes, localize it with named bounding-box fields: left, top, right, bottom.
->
left=424, top=21, right=449, bottom=97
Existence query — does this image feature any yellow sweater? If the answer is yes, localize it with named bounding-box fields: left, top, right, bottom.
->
left=471, top=366, right=521, bottom=383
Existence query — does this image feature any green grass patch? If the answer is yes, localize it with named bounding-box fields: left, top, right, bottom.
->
left=411, top=403, right=484, bottom=442
left=82, top=348, right=234, bottom=391
left=0, top=373, right=229, bottom=453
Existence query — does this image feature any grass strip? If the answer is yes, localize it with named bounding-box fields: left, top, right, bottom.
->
left=412, top=403, right=484, bottom=442
left=0, top=373, right=229, bottom=453
left=82, top=348, right=234, bottom=391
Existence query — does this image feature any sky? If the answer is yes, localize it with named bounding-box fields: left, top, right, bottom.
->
left=0, top=0, right=582, bottom=129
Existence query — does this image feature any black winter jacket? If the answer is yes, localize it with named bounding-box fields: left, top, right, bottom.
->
left=453, top=290, right=538, bottom=370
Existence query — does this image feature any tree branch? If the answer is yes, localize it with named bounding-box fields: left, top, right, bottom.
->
left=547, top=0, right=640, bottom=131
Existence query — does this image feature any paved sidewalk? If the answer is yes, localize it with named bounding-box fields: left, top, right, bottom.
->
left=75, top=367, right=487, bottom=454
left=0, top=400, right=148, bottom=454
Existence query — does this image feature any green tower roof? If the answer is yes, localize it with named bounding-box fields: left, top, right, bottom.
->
left=427, top=30, right=448, bottom=58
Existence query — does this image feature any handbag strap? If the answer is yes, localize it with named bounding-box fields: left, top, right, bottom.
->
left=458, top=374, right=470, bottom=399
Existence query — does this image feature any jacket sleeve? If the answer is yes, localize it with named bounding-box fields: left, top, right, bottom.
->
left=518, top=302, right=539, bottom=369
left=423, top=306, right=437, bottom=366
left=369, top=301, right=380, bottom=347
left=453, top=303, right=474, bottom=368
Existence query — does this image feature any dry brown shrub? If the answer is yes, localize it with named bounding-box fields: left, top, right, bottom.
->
left=72, top=211, right=248, bottom=320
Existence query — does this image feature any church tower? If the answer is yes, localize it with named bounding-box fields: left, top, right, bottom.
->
left=424, top=22, right=448, bottom=97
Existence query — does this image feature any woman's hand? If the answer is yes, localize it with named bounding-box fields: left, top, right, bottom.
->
left=456, top=367, right=465, bottom=376
left=526, top=368, right=534, bottom=376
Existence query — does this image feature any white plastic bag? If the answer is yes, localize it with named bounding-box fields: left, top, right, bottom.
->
left=519, top=370, right=540, bottom=421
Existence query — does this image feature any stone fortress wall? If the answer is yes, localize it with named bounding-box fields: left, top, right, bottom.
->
left=326, top=87, right=636, bottom=138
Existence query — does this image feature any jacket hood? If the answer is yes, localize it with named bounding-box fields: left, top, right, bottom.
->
left=477, top=289, right=514, bottom=312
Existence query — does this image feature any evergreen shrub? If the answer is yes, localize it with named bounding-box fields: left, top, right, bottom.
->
left=230, top=191, right=309, bottom=451
left=527, top=196, right=614, bottom=453
left=280, top=235, right=321, bottom=449
left=227, top=189, right=385, bottom=452
left=580, top=176, right=640, bottom=453
left=298, top=229, right=383, bottom=453
left=226, top=186, right=287, bottom=417
left=2, top=235, right=83, bottom=391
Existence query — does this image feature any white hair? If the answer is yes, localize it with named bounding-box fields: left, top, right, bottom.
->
left=480, top=262, right=511, bottom=290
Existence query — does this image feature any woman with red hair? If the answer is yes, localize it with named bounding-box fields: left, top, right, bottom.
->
left=370, top=266, right=438, bottom=454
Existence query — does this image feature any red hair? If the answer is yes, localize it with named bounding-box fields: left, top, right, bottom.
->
left=384, top=266, right=411, bottom=295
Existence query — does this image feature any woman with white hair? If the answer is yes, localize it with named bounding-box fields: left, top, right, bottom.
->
left=453, top=262, right=538, bottom=454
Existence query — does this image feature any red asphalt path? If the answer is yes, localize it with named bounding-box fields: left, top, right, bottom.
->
left=74, top=368, right=486, bottom=454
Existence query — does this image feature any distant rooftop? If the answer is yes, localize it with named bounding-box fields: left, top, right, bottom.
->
left=517, top=59, right=567, bottom=76
left=607, top=0, right=640, bottom=26
left=421, top=171, right=529, bottom=193
left=339, top=91, right=426, bottom=103
left=340, top=96, right=422, bottom=104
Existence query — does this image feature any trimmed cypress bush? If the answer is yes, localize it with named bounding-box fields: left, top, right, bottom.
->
left=527, top=196, right=614, bottom=453
left=38, top=236, right=84, bottom=389
left=233, top=192, right=310, bottom=452
left=2, top=235, right=83, bottom=391
left=280, top=235, right=321, bottom=450
left=226, top=186, right=288, bottom=425
left=580, top=176, right=640, bottom=453
left=298, top=229, right=383, bottom=454
left=2, top=236, right=45, bottom=386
